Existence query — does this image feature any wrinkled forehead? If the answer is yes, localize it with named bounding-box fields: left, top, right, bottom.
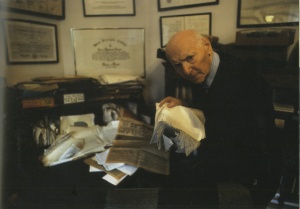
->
left=165, top=33, right=202, bottom=61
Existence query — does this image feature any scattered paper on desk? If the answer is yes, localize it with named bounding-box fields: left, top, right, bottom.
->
left=95, top=149, right=125, bottom=171
left=88, top=156, right=104, bottom=172
left=117, top=164, right=138, bottom=176
left=84, top=157, right=127, bottom=180
left=98, top=121, right=119, bottom=145
left=106, top=139, right=170, bottom=175
left=42, top=124, right=114, bottom=166
left=89, top=166, right=103, bottom=172
left=98, top=74, right=141, bottom=85
left=102, top=174, right=128, bottom=186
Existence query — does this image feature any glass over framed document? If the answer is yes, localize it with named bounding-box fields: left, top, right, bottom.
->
left=160, top=13, right=211, bottom=47
left=71, top=28, right=145, bottom=77
left=0, top=0, right=65, bottom=20
left=237, top=0, right=299, bottom=28
left=3, top=19, right=59, bottom=64
left=83, top=0, right=135, bottom=16
left=158, top=0, right=218, bottom=11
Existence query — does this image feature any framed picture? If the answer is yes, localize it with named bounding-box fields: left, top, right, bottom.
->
left=158, top=0, right=218, bottom=11
left=0, top=0, right=65, bottom=20
left=3, top=19, right=59, bottom=64
left=83, top=0, right=135, bottom=16
left=237, top=0, right=299, bottom=28
left=160, top=13, right=211, bottom=47
left=71, top=28, right=145, bottom=77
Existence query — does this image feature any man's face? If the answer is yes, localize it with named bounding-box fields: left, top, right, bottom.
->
left=166, top=33, right=212, bottom=84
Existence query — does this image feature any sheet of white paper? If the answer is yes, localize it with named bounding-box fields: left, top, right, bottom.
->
left=49, top=158, right=73, bottom=166
left=95, top=148, right=125, bottom=171
left=98, top=74, right=140, bottom=84
left=103, top=163, right=125, bottom=171
left=98, top=121, right=119, bottom=145
left=89, top=166, right=104, bottom=172
left=95, top=149, right=110, bottom=165
left=163, top=135, right=173, bottom=151
left=102, top=174, right=127, bottom=186
left=117, top=165, right=138, bottom=176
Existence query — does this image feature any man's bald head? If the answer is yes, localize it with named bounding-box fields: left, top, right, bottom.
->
left=165, top=30, right=205, bottom=60
left=164, top=30, right=213, bottom=84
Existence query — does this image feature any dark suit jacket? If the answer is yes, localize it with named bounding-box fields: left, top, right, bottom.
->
left=189, top=51, right=281, bottom=186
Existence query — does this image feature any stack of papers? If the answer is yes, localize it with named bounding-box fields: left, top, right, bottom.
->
left=84, top=117, right=170, bottom=185
left=94, top=74, right=145, bottom=101
left=84, top=149, right=138, bottom=186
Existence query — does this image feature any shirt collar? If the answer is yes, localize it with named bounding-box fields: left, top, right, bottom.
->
left=205, top=52, right=219, bottom=87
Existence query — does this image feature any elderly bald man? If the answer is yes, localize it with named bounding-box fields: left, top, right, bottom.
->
left=159, top=30, right=281, bottom=208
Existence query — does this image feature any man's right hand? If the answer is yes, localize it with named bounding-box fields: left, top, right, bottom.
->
left=159, top=97, right=186, bottom=108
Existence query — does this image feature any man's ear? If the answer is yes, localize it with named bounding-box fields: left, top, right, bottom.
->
left=202, top=37, right=213, bottom=55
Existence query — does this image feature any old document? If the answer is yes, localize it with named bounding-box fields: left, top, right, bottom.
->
left=84, top=157, right=126, bottom=180
left=106, top=140, right=170, bottom=175
left=106, top=118, right=170, bottom=175
left=116, top=117, right=154, bottom=140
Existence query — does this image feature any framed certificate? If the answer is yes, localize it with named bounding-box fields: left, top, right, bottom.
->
left=3, top=19, right=59, bottom=64
left=83, top=0, right=135, bottom=16
left=0, top=0, right=65, bottom=20
left=237, top=0, right=299, bottom=28
left=160, top=13, right=211, bottom=47
left=158, top=0, right=218, bottom=11
left=71, top=28, right=145, bottom=77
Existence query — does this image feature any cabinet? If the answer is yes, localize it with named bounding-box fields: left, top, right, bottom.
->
left=2, top=78, right=150, bottom=208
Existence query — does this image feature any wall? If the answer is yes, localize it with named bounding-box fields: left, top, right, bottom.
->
left=0, top=0, right=298, bottom=111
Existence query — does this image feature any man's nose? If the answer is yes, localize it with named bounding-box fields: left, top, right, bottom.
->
left=181, top=62, right=192, bottom=75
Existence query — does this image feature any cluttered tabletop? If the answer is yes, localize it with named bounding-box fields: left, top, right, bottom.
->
left=3, top=75, right=215, bottom=209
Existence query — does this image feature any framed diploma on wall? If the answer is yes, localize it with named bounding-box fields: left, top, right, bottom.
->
left=83, top=0, right=135, bottom=16
left=71, top=28, right=145, bottom=77
left=237, top=0, right=299, bottom=28
left=158, top=0, right=218, bottom=11
left=0, top=0, right=65, bottom=20
left=160, top=13, right=211, bottom=47
left=3, top=19, right=59, bottom=64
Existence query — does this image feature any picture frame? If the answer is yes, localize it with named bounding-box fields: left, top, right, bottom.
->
left=158, top=0, right=218, bottom=11
left=2, top=19, right=59, bottom=64
left=71, top=28, right=145, bottom=77
left=83, top=0, right=135, bottom=16
left=160, top=13, right=211, bottom=47
left=237, top=0, right=299, bottom=28
left=0, top=0, right=65, bottom=20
